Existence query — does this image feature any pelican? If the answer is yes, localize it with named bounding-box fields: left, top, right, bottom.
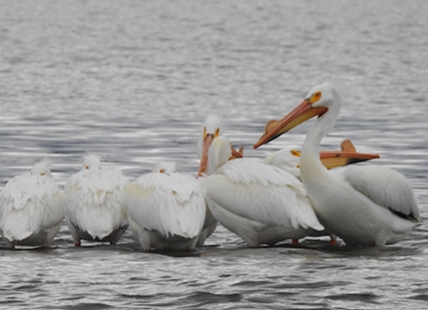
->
left=64, top=154, right=129, bottom=246
left=206, top=136, right=325, bottom=247
left=123, top=162, right=206, bottom=251
left=196, top=115, right=243, bottom=247
left=254, top=82, right=422, bottom=246
left=263, top=139, right=380, bottom=244
left=0, top=159, right=66, bottom=248
left=196, top=115, right=221, bottom=247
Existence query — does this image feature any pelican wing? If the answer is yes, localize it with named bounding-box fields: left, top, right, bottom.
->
left=124, top=173, right=206, bottom=239
left=0, top=175, right=66, bottom=241
left=338, top=165, right=421, bottom=221
left=207, top=159, right=323, bottom=231
left=64, top=168, right=129, bottom=239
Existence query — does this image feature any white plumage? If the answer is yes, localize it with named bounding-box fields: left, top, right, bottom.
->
left=206, top=136, right=324, bottom=247
left=123, top=162, right=206, bottom=251
left=264, top=148, right=301, bottom=178
left=64, top=154, right=129, bottom=246
left=254, top=82, right=422, bottom=246
left=0, top=159, right=66, bottom=248
left=263, top=141, right=382, bottom=244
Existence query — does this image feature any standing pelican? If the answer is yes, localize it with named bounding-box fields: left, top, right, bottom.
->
left=196, top=115, right=243, bottom=247
left=64, top=154, right=129, bottom=246
left=0, top=159, right=66, bottom=248
left=263, top=139, right=380, bottom=244
left=123, top=162, right=206, bottom=251
left=254, top=82, right=421, bottom=246
left=206, top=136, right=325, bottom=247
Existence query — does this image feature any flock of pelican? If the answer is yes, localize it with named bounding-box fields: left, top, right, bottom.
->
left=0, top=82, right=421, bottom=250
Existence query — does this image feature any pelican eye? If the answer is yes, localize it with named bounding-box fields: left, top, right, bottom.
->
left=85, top=165, right=89, bottom=169
left=160, top=169, right=164, bottom=173
left=310, top=91, right=322, bottom=104
left=40, top=173, right=45, bottom=176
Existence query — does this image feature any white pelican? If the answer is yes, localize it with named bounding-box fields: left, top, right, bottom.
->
left=123, top=162, right=206, bottom=251
left=263, top=139, right=380, bottom=244
left=64, top=154, right=129, bottom=246
left=196, top=115, right=221, bottom=247
left=196, top=115, right=243, bottom=247
left=254, top=82, right=422, bottom=246
left=206, top=136, right=325, bottom=247
left=0, top=159, right=66, bottom=248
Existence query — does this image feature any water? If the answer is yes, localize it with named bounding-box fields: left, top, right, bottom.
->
left=0, top=0, right=428, bottom=309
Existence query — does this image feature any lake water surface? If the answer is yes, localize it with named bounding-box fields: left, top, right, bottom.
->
left=1, top=1, right=428, bottom=309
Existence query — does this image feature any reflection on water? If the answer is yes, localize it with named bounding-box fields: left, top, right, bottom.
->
left=1, top=0, right=428, bottom=309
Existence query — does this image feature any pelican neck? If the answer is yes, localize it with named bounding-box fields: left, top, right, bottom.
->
left=300, top=101, right=341, bottom=183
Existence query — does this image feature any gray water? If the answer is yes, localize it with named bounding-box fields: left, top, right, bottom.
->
left=1, top=0, right=428, bottom=309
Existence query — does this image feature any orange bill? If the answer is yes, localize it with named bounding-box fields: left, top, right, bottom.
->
left=290, top=139, right=380, bottom=169
left=198, top=134, right=214, bottom=176
left=253, top=99, right=327, bottom=149
left=319, top=151, right=380, bottom=169
left=230, top=146, right=244, bottom=160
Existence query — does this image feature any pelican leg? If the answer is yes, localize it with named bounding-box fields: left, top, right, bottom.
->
left=329, top=233, right=337, bottom=245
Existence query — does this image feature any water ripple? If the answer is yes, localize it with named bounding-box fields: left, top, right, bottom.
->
left=1, top=1, right=428, bottom=309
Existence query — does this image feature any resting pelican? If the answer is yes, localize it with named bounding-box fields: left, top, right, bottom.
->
left=0, top=159, right=66, bottom=248
left=123, top=162, right=206, bottom=251
left=64, top=154, right=129, bottom=246
left=254, top=82, right=422, bottom=246
left=206, top=136, right=325, bottom=247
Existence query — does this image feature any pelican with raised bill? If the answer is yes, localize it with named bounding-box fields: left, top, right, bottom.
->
left=64, top=154, right=129, bottom=246
left=254, top=82, right=422, bottom=246
left=123, top=162, right=206, bottom=251
left=206, top=136, right=325, bottom=247
left=0, top=159, right=66, bottom=248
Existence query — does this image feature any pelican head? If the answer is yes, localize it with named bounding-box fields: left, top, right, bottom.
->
left=83, top=154, right=102, bottom=171
left=254, top=82, right=344, bottom=149
left=202, top=115, right=222, bottom=139
left=198, top=115, right=222, bottom=157
left=208, top=136, right=232, bottom=173
left=264, top=148, right=301, bottom=178
left=152, top=162, right=177, bottom=175
left=31, top=159, right=53, bottom=177
left=198, top=115, right=222, bottom=176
